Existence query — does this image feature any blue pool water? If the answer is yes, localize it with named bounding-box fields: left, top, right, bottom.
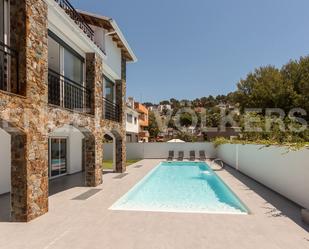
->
left=110, top=162, right=248, bottom=214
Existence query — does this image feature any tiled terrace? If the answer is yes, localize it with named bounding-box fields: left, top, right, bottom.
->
left=0, top=159, right=308, bottom=249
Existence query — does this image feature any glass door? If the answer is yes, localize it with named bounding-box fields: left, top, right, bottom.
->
left=104, top=76, right=115, bottom=102
left=0, top=0, right=5, bottom=90
left=49, top=138, right=68, bottom=178
left=0, top=0, right=4, bottom=43
left=63, top=47, right=84, bottom=110
left=48, top=36, right=61, bottom=106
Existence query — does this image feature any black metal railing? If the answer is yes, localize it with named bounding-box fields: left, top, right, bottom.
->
left=48, top=69, right=92, bottom=113
left=0, top=41, right=19, bottom=93
left=103, top=97, right=120, bottom=122
left=54, top=0, right=94, bottom=41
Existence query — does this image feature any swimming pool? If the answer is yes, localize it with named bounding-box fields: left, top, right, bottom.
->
left=110, top=161, right=249, bottom=214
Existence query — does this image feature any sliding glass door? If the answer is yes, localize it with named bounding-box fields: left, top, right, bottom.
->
left=0, top=0, right=4, bottom=44
left=0, top=0, right=6, bottom=90
left=104, top=76, right=115, bottom=102
left=49, top=138, right=68, bottom=178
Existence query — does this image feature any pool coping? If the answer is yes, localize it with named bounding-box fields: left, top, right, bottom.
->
left=109, top=161, right=250, bottom=215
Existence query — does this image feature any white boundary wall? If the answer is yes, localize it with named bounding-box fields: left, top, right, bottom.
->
left=217, top=144, right=309, bottom=209
left=103, top=142, right=216, bottom=160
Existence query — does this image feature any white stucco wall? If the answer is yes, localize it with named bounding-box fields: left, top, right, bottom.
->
left=216, top=144, right=239, bottom=169
left=105, top=35, right=122, bottom=79
left=50, top=126, right=84, bottom=175
left=0, top=129, right=11, bottom=195
left=103, top=142, right=217, bottom=160
left=217, top=144, right=309, bottom=209
left=47, top=0, right=102, bottom=57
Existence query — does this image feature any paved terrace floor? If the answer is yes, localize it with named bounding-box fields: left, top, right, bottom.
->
left=0, top=159, right=308, bottom=249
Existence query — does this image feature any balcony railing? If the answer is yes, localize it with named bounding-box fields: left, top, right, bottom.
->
left=48, top=69, right=92, bottom=113
left=0, top=41, right=19, bottom=93
left=103, top=97, right=120, bottom=122
left=54, top=0, right=94, bottom=41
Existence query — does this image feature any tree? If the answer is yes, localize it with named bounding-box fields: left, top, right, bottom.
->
left=281, top=56, right=309, bottom=116
left=160, top=100, right=170, bottom=105
left=179, top=113, right=193, bottom=127
left=235, top=66, right=296, bottom=113
left=170, top=98, right=180, bottom=109
left=147, top=111, right=160, bottom=138
left=178, top=132, right=197, bottom=142
left=206, top=108, right=221, bottom=127
left=143, top=102, right=154, bottom=107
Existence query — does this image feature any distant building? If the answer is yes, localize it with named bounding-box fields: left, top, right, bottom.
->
left=158, top=104, right=172, bottom=112
left=125, top=103, right=139, bottom=142
left=127, top=97, right=149, bottom=142
left=135, top=101, right=149, bottom=142
left=148, top=105, right=158, bottom=111
left=194, top=107, right=204, bottom=113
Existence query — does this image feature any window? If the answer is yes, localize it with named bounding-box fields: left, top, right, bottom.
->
left=0, top=0, right=5, bottom=90
left=0, top=0, right=11, bottom=92
left=0, top=0, right=4, bottom=43
left=127, top=113, right=133, bottom=123
left=48, top=32, right=84, bottom=85
left=64, top=48, right=83, bottom=84
left=48, top=32, right=87, bottom=110
left=134, top=117, right=137, bottom=125
left=104, top=76, right=115, bottom=102
left=48, top=36, right=60, bottom=73
left=0, top=0, right=9, bottom=43
left=126, top=134, right=132, bottom=143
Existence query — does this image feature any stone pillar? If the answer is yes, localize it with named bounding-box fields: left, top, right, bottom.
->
left=121, top=52, right=127, bottom=82
left=83, top=131, right=102, bottom=187
left=115, top=135, right=126, bottom=173
left=85, top=53, right=103, bottom=186
left=86, top=53, right=103, bottom=116
left=10, top=129, right=27, bottom=222
left=113, top=132, right=126, bottom=173
left=10, top=0, right=49, bottom=222
left=9, top=0, right=27, bottom=95
left=114, top=48, right=127, bottom=173
left=115, top=79, right=126, bottom=173
left=115, top=79, right=126, bottom=124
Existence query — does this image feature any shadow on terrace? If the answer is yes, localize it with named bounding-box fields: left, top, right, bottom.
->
left=0, top=172, right=87, bottom=222
left=222, top=164, right=309, bottom=232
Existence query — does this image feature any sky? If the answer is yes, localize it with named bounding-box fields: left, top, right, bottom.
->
left=72, top=0, right=309, bottom=103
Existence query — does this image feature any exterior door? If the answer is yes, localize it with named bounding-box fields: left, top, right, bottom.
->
left=49, top=138, right=68, bottom=178
left=0, top=0, right=6, bottom=90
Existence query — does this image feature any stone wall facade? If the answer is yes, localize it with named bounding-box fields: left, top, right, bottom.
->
left=0, top=0, right=127, bottom=222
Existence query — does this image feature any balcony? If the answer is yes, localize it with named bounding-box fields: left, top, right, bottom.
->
left=54, top=0, right=94, bottom=41
left=103, top=97, right=120, bottom=122
left=0, top=41, right=19, bottom=94
left=48, top=69, right=92, bottom=113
